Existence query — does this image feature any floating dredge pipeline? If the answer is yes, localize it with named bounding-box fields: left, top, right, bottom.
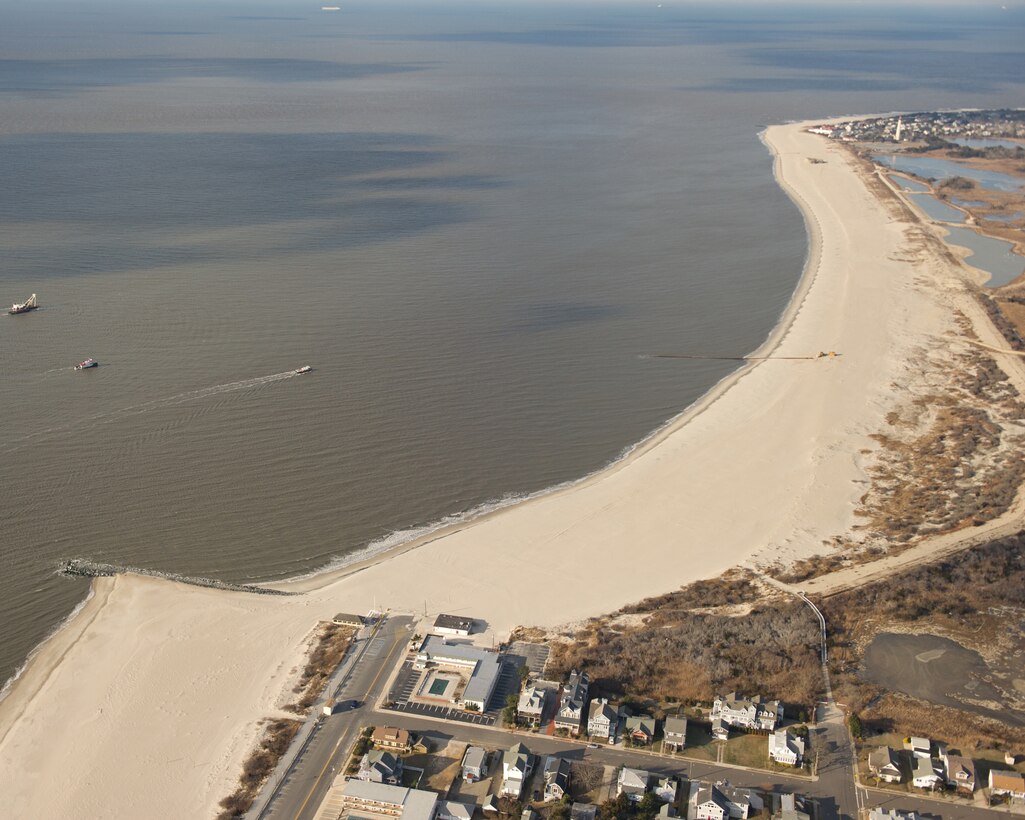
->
left=652, top=351, right=840, bottom=361
left=57, top=558, right=296, bottom=596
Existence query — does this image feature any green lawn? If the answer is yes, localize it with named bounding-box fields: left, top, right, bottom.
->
left=722, top=733, right=773, bottom=770
left=677, top=724, right=718, bottom=762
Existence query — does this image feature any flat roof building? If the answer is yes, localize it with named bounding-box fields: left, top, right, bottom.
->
left=433, top=614, right=475, bottom=636
left=414, top=636, right=502, bottom=711
left=340, top=780, right=439, bottom=820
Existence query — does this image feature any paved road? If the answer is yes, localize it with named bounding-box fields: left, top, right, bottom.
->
left=262, top=615, right=414, bottom=820
left=264, top=609, right=1016, bottom=820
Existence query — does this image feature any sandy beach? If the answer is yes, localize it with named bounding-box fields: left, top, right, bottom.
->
left=0, top=121, right=999, bottom=817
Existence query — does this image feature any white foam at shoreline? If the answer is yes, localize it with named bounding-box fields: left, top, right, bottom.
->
left=0, top=583, right=95, bottom=705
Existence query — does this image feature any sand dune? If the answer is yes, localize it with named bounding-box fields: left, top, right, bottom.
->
left=0, top=122, right=989, bottom=817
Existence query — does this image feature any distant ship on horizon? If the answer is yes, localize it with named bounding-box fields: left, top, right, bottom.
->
left=8, top=293, right=38, bottom=314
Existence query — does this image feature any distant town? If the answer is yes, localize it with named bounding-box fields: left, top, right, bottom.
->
left=808, top=110, right=1025, bottom=144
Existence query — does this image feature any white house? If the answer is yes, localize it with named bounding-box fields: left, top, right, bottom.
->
left=941, top=753, right=976, bottom=794
left=617, top=768, right=650, bottom=802
left=587, top=698, right=618, bottom=740
left=462, top=746, right=488, bottom=782
left=433, top=613, right=474, bottom=636
left=711, top=693, right=781, bottom=732
left=655, top=777, right=678, bottom=804
left=990, top=769, right=1025, bottom=800
left=691, top=781, right=760, bottom=820
left=544, top=756, right=572, bottom=802
left=518, top=686, right=548, bottom=726
left=912, top=756, right=942, bottom=790
left=555, top=670, right=590, bottom=735
left=868, top=747, right=903, bottom=783
left=768, top=730, right=805, bottom=767
left=358, top=750, right=403, bottom=785
left=437, top=801, right=475, bottom=820
left=502, top=742, right=533, bottom=798
left=664, top=717, right=687, bottom=751
left=904, top=737, right=931, bottom=759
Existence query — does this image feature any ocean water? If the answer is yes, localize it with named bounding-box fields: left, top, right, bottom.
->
left=2, top=1, right=1025, bottom=690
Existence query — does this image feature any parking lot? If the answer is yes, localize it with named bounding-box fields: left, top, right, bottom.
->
left=507, top=641, right=550, bottom=678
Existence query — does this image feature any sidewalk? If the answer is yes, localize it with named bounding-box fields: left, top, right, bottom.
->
left=246, top=619, right=386, bottom=820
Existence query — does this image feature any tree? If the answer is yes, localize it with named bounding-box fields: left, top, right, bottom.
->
left=598, top=793, right=632, bottom=820
left=848, top=713, right=863, bottom=740
left=519, top=665, right=530, bottom=684
left=636, top=792, right=659, bottom=820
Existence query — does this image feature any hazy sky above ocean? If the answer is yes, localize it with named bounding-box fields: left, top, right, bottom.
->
left=1, top=1, right=1023, bottom=689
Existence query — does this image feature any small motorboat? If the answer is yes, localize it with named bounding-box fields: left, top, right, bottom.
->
left=75, top=358, right=98, bottom=369
left=295, top=365, right=312, bottom=374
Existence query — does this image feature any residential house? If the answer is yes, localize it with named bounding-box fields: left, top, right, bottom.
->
left=339, top=781, right=438, bottom=820
left=941, top=753, right=976, bottom=794
left=868, top=746, right=903, bottom=783
left=771, top=793, right=810, bottom=820
left=502, top=742, right=534, bottom=798
left=544, top=756, right=572, bottom=802
left=555, top=669, right=590, bottom=735
left=873, top=807, right=922, bottom=820
left=587, top=698, right=619, bottom=740
left=768, top=730, right=805, bottom=767
left=989, top=769, right=1025, bottom=800
left=462, top=746, right=489, bottom=782
left=664, top=716, right=688, bottom=751
left=905, top=737, right=932, bottom=759
left=711, top=693, right=781, bottom=732
left=691, top=781, right=760, bottom=820
left=624, top=715, right=658, bottom=746
left=692, top=783, right=729, bottom=820
left=618, top=767, right=650, bottom=802
left=655, top=777, right=679, bottom=804
left=912, top=756, right=942, bottom=790
left=518, top=686, right=548, bottom=726
left=482, top=796, right=499, bottom=814
left=571, top=804, right=598, bottom=820
left=358, top=750, right=403, bottom=785
left=372, top=726, right=414, bottom=753
left=521, top=810, right=537, bottom=820
left=869, top=811, right=919, bottom=820
left=437, top=802, right=475, bottom=820
left=711, top=718, right=729, bottom=741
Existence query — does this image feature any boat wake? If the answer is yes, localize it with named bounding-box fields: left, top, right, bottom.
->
left=1, top=370, right=303, bottom=455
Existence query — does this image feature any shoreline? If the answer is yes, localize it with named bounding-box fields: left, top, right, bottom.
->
left=272, top=127, right=826, bottom=597
left=0, top=119, right=982, bottom=817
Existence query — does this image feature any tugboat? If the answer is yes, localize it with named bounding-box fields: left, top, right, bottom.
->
left=75, top=358, right=98, bottom=370
left=295, top=365, right=312, bottom=375
left=9, top=293, right=38, bottom=314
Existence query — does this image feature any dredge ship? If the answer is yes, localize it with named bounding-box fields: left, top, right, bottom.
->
left=9, top=293, right=38, bottom=314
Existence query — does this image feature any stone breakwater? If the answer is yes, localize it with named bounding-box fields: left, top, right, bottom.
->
left=57, top=559, right=296, bottom=596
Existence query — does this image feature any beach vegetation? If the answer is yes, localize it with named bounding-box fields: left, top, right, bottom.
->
left=216, top=717, right=302, bottom=819
left=542, top=574, right=822, bottom=717
left=284, top=621, right=355, bottom=713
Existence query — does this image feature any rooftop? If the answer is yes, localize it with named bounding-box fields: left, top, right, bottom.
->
left=435, top=613, right=475, bottom=632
